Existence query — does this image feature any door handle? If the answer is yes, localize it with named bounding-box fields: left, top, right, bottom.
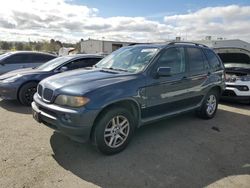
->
left=182, top=76, right=188, bottom=80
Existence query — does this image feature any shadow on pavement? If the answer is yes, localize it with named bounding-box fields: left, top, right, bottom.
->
left=50, top=109, right=250, bottom=188
left=0, top=99, right=32, bottom=114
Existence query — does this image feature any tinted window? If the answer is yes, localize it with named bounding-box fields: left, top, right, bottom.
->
left=4, top=54, right=30, bottom=64
left=156, top=47, right=186, bottom=75
left=30, top=54, right=55, bottom=63
left=65, top=58, right=101, bottom=70
left=187, top=47, right=205, bottom=75
left=87, top=58, right=102, bottom=66
left=205, top=49, right=222, bottom=70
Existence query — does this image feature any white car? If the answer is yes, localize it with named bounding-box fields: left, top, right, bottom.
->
left=215, top=48, right=250, bottom=103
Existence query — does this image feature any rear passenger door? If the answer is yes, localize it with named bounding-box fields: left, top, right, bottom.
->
left=186, top=47, right=210, bottom=105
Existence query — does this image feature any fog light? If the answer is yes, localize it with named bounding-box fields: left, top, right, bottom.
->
left=238, top=86, right=249, bottom=91
left=62, top=114, right=71, bottom=123
left=243, top=86, right=249, bottom=91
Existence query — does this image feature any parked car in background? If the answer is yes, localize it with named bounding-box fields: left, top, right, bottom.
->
left=0, top=54, right=103, bottom=105
left=0, top=51, right=56, bottom=75
left=32, top=42, right=225, bottom=155
left=214, top=48, right=250, bottom=103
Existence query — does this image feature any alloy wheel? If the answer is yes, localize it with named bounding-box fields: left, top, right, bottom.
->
left=104, top=115, right=130, bottom=148
left=206, top=94, right=217, bottom=116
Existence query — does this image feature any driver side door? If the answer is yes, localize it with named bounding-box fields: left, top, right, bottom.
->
left=143, top=47, right=191, bottom=119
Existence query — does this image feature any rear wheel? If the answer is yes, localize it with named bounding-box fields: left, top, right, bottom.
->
left=197, top=90, right=219, bottom=119
left=18, top=82, right=38, bottom=106
left=92, top=107, right=135, bottom=155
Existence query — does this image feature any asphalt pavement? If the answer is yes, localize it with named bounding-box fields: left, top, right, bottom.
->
left=0, top=99, right=249, bottom=188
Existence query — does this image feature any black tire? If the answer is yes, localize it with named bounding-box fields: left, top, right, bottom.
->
left=92, top=107, right=136, bottom=155
left=196, top=90, right=219, bottom=119
left=18, top=82, right=38, bottom=106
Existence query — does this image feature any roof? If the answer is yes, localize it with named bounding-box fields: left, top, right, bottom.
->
left=9, top=51, right=57, bottom=56
left=66, top=54, right=104, bottom=58
left=128, top=42, right=210, bottom=49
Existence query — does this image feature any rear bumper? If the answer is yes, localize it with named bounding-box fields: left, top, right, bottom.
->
left=32, top=94, right=99, bottom=142
left=0, top=82, right=18, bottom=100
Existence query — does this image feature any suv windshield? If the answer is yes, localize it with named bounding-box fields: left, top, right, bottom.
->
left=36, top=56, right=72, bottom=71
left=96, top=46, right=159, bottom=73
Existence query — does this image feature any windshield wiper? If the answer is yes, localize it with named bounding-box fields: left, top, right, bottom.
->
left=104, top=67, right=128, bottom=72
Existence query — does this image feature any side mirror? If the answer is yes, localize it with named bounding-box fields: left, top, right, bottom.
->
left=59, top=66, right=68, bottom=72
left=156, top=67, right=171, bottom=77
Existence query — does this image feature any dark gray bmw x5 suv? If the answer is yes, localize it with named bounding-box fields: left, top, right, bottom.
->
left=32, top=42, right=225, bottom=155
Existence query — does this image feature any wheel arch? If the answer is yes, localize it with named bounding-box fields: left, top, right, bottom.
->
left=17, top=80, right=40, bottom=101
left=209, top=85, right=223, bottom=95
left=90, top=98, right=141, bottom=141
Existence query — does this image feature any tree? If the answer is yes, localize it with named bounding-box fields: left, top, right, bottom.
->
left=23, top=43, right=32, bottom=51
left=15, top=42, right=24, bottom=51
left=1, top=41, right=12, bottom=50
left=34, top=42, right=42, bottom=51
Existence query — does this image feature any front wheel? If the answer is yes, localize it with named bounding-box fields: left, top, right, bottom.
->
left=18, top=82, right=38, bottom=106
left=197, top=90, right=219, bottom=119
left=92, top=107, right=135, bottom=155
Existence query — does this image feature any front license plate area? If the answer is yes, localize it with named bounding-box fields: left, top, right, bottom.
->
left=33, top=110, right=41, bottom=123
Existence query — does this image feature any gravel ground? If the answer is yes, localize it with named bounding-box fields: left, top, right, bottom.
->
left=0, top=99, right=249, bottom=188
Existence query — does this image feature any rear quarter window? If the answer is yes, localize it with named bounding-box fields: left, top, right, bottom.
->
left=30, top=54, right=55, bottom=63
left=4, top=54, right=29, bottom=64
left=204, top=49, right=223, bottom=71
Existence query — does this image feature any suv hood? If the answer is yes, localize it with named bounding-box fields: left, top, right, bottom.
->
left=41, top=68, right=138, bottom=95
left=0, top=67, right=47, bottom=80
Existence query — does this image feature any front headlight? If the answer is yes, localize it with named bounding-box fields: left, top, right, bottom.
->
left=54, top=95, right=89, bottom=107
left=2, top=74, right=22, bottom=83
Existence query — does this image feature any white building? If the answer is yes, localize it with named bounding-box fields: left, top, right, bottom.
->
left=192, top=39, right=250, bottom=51
left=80, top=38, right=250, bottom=55
left=80, top=39, right=134, bottom=54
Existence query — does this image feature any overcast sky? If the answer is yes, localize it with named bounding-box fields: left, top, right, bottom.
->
left=0, top=0, right=249, bottom=42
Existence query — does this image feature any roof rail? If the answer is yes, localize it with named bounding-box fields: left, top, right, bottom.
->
left=128, top=43, right=152, bottom=46
left=168, top=41, right=209, bottom=48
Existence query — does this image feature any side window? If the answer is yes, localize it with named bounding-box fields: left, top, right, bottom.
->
left=156, top=47, right=186, bottom=75
left=66, top=58, right=102, bottom=70
left=4, top=54, right=29, bottom=64
left=65, top=59, right=88, bottom=70
left=187, top=47, right=205, bottom=75
left=85, top=58, right=102, bottom=67
left=30, top=54, right=54, bottom=63
left=204, top=49, right=222, bottom=71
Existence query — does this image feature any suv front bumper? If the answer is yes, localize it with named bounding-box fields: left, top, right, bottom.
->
left=32, top=94, right=99, bottom=142
left=222, top=81, right=250, bottom=102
